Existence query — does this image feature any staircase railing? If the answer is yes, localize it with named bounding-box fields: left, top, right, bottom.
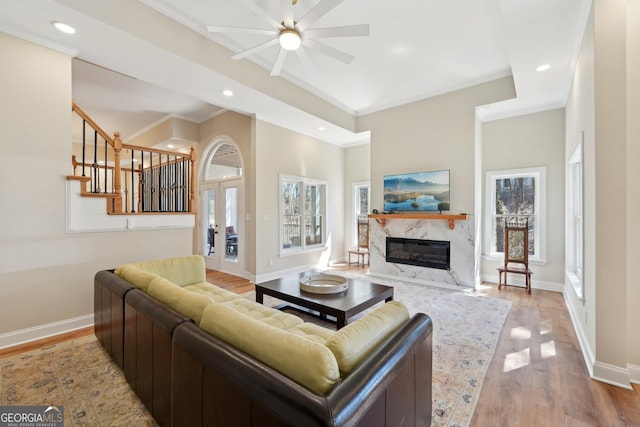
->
left=69, top=102, right=196, bottom=214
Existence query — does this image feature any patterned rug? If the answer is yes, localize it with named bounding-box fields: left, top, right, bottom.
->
left=0, top=275, right=510, bottom=427
left=0, top=336, right=156, bottom=426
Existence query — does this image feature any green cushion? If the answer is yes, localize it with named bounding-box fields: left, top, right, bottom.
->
left=118, top=255, right=205, bottom=287
left=325, top=301, right=410, bottom=375
left=115, top=265, right=158, bottom=293
left=146, top=276, right=212, bottom=325
left=220, top=298, right=303, bottom=329
left=183, top=282, right=243, bottom=303
left=200, top=303, right=339, bottom=395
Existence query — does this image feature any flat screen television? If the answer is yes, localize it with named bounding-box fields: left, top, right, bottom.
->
left=383, top=170, right=450, bottom=212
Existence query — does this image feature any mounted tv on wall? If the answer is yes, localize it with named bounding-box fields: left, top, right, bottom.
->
left=383, top=170, right=450, bottom=212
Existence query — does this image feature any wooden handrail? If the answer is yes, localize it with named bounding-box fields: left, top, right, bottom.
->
left=72, top=102, right=115, bottom=148
left=121, top=143, right=191, bottom=157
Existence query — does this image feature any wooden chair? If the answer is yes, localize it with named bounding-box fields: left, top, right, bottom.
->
left=348, top=217, right=370, bottom=267
left=498, top=218, right=532, bottom=294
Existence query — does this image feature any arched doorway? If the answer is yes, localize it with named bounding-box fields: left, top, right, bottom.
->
left=200, top=139, right=244, bottom=275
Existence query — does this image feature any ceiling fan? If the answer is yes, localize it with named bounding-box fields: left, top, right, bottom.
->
left=206, top=0, right=369, bottom=76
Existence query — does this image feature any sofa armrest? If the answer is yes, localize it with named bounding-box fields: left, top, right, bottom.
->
left=327, top=313, right=433, bottom=427
left=94, top=269, right=135, bottom=369
left=124, top=287, right=192, bottom=427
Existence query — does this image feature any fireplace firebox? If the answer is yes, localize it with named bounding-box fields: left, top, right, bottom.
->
left=386, top=237, right=450, bottom=270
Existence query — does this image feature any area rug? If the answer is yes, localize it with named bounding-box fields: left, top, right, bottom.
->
left=0, top=336, right=157, bottom=426
left=254, top=271, right=512, bottom=427
left=0, top=275, right=510, bottom=427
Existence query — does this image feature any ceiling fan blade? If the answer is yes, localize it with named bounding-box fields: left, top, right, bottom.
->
left=281, top=0, right=294, bottom=28
left=305, top=39, right=354, bottom=64
left=296, top=0, right=344, bottom=31
left=303, top=24, right=369, bottom=39
left=270, top=48, right=289, bottom=76
left=206, top=25, right=279, bottom=36
left=231, top=38, right=280, bottom=60
left=241, top=0, right=282, bottom=29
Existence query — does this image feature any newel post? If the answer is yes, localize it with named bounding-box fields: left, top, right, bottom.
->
left=189, top=146, right=197, bottom=213
left=112, top=132, right=123, bottom=213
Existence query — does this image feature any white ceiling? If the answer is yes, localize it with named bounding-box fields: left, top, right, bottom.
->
left=0, top=0, right=591, bottom=146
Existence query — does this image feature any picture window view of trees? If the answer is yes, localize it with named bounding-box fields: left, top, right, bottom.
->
left=383, top=170, right=450, bottom=212
left=281, top=179, right=325, bottom=250
left=494, top=176, right=536, bottom=255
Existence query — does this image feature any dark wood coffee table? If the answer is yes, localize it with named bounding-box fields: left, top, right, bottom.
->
left=255, top=271, right=394, bottom=329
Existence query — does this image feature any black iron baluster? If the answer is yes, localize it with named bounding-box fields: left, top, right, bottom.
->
left=131, top=149, right=135, bottom=213
left=93, top=130, right=100, bottom=193
left=124, top=170, right=129, bottom=213
left=140, top=151, right=145, bottom=212
left=150, top=152, right=154, bottom=211
left=166, top=159, right=170, bottom=212
left=82, top=120, right=86, bottom=177
left=186, top=158, right=190, bottom=212
left=174, top=155, right=178, bottom=212
left=103, top=139, right=107, bottom=193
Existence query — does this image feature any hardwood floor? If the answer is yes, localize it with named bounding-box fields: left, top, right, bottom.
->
left=2, top=266, right=638, bottom=426
left=471, top=283, right=640, bottom=427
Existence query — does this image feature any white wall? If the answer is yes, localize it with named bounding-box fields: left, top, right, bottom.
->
left=358, top=77, right=516, bottom=215
left=254, top=121, right=345, bottom=280
left=343, top=143, right=370, bottom=252
left=0, top=33, right=192, bottom=346
left=482, top=109, right=566, bottom=287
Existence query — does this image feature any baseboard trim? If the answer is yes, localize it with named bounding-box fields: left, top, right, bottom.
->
left=481, top=273, right=564, bottom=292
left=0, top=314, right=94, bottom=350
left=593, top=362, right=633, bottom=390
left=563, top=286, right=595, bottom=377
left=628, top=364, right=640, bottom=385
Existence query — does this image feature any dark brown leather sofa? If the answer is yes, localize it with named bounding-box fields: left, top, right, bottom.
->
left=94, top=269, right=433, bottom=427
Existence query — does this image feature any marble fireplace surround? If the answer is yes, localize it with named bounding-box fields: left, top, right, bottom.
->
left=368, top=215, right=475, bottom=288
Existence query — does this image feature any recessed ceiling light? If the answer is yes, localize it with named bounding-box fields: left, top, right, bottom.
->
left=318, top=127, right=325, bottom=131
left=167, top=144, right=175, bottom=148
left=536, top=64, right=551, bottom=72
left=223, top=89, right=233, bottom=97
left=52, top=21, right=76, bottom=34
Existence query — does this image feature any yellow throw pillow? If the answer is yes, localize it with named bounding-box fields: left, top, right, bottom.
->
left=325, top=301, right=409, bottom=375
left=147, top=276, right=212, bottom=325
left=200, top=303, right=339, bottom=395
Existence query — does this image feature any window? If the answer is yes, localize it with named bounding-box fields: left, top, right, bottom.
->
left=280, top=175, right=327, bottom=254
left=567, top=141, right=584, bottom=300
left=353, top=182, right=370, bottom=245
left=485, top=167, right=546, bottom=262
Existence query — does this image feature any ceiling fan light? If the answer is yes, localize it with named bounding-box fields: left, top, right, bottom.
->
left=279, top=29, right=301, bottom=51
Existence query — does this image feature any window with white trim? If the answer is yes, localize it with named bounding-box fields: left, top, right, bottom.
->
left=485, top=167, right=546, bottom=262
left=280, top=175, right=327, bottom=254
left=567, top=142, right=584, bottom=299
left=352, top=182, right=370, bottom=245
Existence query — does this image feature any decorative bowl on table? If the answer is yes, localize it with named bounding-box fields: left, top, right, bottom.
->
left=299, top=274, right=349, bottom=294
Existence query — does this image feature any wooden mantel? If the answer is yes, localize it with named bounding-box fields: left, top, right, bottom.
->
left=368, top=213, right=469, bottom=229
